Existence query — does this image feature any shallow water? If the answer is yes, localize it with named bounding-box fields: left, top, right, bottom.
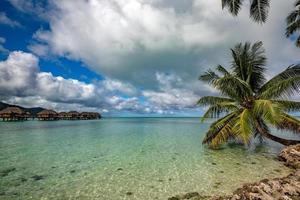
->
left=0, top=118, right=297, bottom=200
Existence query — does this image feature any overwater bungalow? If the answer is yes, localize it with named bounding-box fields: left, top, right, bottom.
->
left=37, top=110, right=58, bottom=121
left=0, top=107, right=27, bottom=121
left=67, top=111, right=80, bottom=120
left=58, top=112, right=68, bottom=120
left=80, top=112, right=91, bottom=120
left=91, top=112, right=101, bottom=119
left=25, top=112, right=32, bottom=120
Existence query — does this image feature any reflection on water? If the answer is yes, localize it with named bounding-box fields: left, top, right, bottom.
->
left=0, top=118, right=297, bottom=199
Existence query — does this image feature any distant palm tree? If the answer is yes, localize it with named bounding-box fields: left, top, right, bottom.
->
left=221, top=0, right=270, bottom=23
left=286, top=0, right=300, bottom=47
left=198, top=41, right=300, bottom=148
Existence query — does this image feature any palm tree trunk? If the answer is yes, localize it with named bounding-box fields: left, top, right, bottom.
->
left=256, top=120, right=300, bottom=146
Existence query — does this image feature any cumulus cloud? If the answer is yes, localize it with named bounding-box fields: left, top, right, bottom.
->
left=0, top=51, right=203, bottom=115
left=143, top=72, right=199, bottom=110
left=0, top=12, right=21, bottom=27
left=0, top=51, right=38, bottom=96
left=30, top=0, right=300, bottom=89
left=3, top=0, right=300, bottom=116
left=0, top=51, right=143, bottom=113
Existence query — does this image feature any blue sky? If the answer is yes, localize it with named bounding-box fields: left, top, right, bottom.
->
left=0, top=0, right=299, bottom=117
left=0, top=1, right=101, bottom=82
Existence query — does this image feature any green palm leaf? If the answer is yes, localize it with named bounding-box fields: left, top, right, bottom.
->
left=233, top=109, right=254, bottom=144
left=250, top=0, right=270, bottom=23
left=197, top=96, right=235, bottom=106
left=201, top=102, right=239, bottom=122
left=272, top=100, right=300, bottom=112
left=276, top=113, right=300, bottom=134
left=202, top=112, right=239, bottom=147
left=258, top=64, right=300, bottom=98
left=252, top=100, right=282, bottom=125
left=221, top=0, right=243, bottom=16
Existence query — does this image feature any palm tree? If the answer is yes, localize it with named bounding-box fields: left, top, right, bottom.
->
left=198, top=41, right=300, bottom=148
left=221, top=0, right=270, bottom=23
left=286, top=0, right=300, bottom=47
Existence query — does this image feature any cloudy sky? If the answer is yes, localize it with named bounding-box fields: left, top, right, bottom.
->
left=0, top=0, right=299, bottom=117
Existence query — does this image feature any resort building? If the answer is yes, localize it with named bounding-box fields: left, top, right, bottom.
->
left=25, top=112, right=32, bottom=120
left=79, top=112, right=102, bottom=120
left=0, top=107, right=27, bottom=121
left=80, top=112, right=91, bottom=120
left=58, top=112, right=68, bottom=120
left=91, top=112, right=101, bottom=119
left=37, top=110, right=59, bottom=121
left=67, top=111, right=80, bottom=120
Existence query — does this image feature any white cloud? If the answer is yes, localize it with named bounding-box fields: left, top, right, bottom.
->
left=29, top=0, right=299, bottom=91
left=0, top=51, right=141, bottom=113
left=143, top=72, right=199, bottom=110
left=102, top=79, right=137, bottom=96
left=0, top=51, right=38, bottom=96
left=3, top=1, right=300, bottom=116
left=0, top=51, right=204, bottom=115
left=0, top=12, right=21, bottom=27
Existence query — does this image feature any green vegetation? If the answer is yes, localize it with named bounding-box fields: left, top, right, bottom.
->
left=221, top=0, right=270, bottom=23
left=286, top=0, right=300, bottom=47
left=221, top=0, right=300, bottom=47
left=198, top=41, right=300, bottom=148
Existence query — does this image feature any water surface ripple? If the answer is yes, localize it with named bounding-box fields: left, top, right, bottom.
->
left=0, top=118, right=296, bottom=199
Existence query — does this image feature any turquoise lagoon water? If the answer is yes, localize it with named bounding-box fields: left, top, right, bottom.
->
left=0, top=118, right=298, bottom=200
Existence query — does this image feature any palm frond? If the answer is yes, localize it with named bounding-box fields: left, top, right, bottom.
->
left=201, top=102, right=239, bottom=122
left=286, top=19, right=300, bottom=37
left=276, top=113, right=300, bottom=134
left=233, top=109, right=254, bottom=144
left=258, top=64, right=300, bottom=98
left=199, top=69, right=252, bottom=101
left=221, top=0, right=243, bottom=16
left=197, top=96, right=235, bottom=106
left=248, top=41, right=267, bottom=91
left=286, top=1, right=300, bottom=48
left=202, top=112, right=238, bottom=147
left=215, top=75, right=253, bottom=100
left=286, top=9, right=300, bottom=26
left=231, top=41, right=266, bottom=92
left=250, top=0, right=270, bottom=23
left=271, top=100, right=300, bottom=112
left=216, top=65, right=231, bottom=76
left=259, top=76, right=300, bottom=99
left=199, top=70, right=220, bottom=84
left=231, top=42, right=250, bottom=81
left=252, top=100, right=283, bottom=125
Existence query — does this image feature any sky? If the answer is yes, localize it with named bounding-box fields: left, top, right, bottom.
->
left=0, top=0, right=299, bottom=117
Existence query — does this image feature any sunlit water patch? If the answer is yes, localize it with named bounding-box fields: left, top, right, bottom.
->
left=0, top=118, right=297, bottom=199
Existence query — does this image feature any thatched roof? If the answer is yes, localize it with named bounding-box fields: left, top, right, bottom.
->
left=80, top=112, right=90, bottom=115
left=0, top=107, right=25, bottom=114
left=68, top=111, right=79, bottom=115
left=37, top=110, right=58, bottom=115
left=59, top=112, right=68, bottom=115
